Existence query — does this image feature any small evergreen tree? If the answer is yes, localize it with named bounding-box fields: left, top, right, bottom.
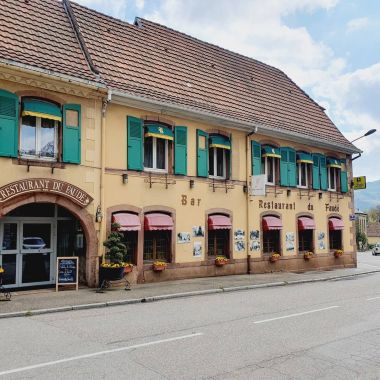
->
left=103, top=223, right=127, bottom=265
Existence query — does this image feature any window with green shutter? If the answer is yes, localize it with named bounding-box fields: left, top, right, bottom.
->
left=127, top=116, right=143, bottom=171
left=280, top=147, right=296, bottom=187
left=197, top=129, right=209, bottom=177
left=288, top=149, right=296, bottom=187
left=319, top=155, right=328, bottom=190
left=62, top=104, right=81, bottom=164
left=0, top=89, right=19, bottom=158
left=312, top=154, right=320, bottom=190
left=174, top=126, right=187, bottom=175
left=340, top=158, right=348, bottom=193
left=251, top=141, right=261, bottom=175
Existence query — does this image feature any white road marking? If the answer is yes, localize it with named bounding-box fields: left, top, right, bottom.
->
left=0, top=333, right=203, bottom=377
left=253, top=306, right=340, bottom=324
left=367, top=296, right=380, bottom=301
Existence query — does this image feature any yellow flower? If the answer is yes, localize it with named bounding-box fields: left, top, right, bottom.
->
left=0, top=267, right=4, bottom=273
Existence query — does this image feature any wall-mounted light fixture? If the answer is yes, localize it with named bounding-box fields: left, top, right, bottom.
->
left=189, top=179, right=194, bottom=189
left=318, top=192, right=323, bottom=200
left=287, top=189, right=291, bottom=197
left=122, top=173, right=128, bottom=184
left=95, top=205, right=103, bottom=223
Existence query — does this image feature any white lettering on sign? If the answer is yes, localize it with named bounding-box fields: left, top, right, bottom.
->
left=0, top=179, right=93, bottom=207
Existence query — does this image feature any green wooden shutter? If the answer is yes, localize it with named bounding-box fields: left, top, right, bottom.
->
left=320, top=155, right=328, bottom=190
left=340, top=159, right=348, bottom=193
left=280, top=147, right=289, bottom=186
left=62, top=104, right=81, bottom=164
left=197, top=129, right=209, bottom=177
left=227, top=134, right=232, bottom=179
left=251, top=141, right=261, bottom=175
left=174, top=126, right=187, bottom=175
left=0, top=89, right=19, bottom=157
left=127, top=116, right=143, bottom=171
left=288, top=148, right=297, bottom=187
left=312, top=154, right=320, bottom=190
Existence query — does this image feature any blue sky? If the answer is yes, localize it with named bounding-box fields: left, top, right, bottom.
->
left=76, top=0, right=380, bottom=181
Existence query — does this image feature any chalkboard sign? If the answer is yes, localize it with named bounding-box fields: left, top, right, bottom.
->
left=56, top=257, right=79, bottom=291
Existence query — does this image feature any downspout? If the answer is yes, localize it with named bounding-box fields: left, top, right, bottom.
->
left=99, top=90, right=112, bottom=264
left=246, top=127, right=258, bottom=274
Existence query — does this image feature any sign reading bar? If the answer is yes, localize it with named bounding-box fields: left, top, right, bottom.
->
left=0, top=179, right=93, bottom=207
left=353, top=176, right=366, bottom=190
left=56, top=257, right=79, bottom=291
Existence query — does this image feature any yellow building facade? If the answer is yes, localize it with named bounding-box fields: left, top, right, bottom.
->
left=0, top=0, right=359, bottom=289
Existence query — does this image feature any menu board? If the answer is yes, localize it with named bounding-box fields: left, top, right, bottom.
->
left=56, top=257, right=79, bottom=291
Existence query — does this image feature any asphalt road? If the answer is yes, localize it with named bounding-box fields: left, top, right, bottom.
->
left=2, top=255, right=380, bottom=379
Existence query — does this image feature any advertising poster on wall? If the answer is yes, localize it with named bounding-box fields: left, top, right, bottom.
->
left=193, top=241, right=202, bottom=257
left=177, top=232, right=191, bottom=244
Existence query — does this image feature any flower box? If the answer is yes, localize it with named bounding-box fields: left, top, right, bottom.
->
left=269, top=253, right=280, bottom=263
left=153, top=261, right=167, bottom=272
left=304, top=252, right=313, bottom=260
left=215, top=256, right=228, bottom=266
left=334, top=250, right=344, bottom=258
left=124, top=265, right=133, bottom=274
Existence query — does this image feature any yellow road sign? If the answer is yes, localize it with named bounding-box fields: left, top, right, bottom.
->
left=353, top=176, right=366, bottom=190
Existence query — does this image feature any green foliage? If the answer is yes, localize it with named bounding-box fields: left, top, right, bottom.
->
left=103, top=223, right=127, bottom=264
left=356, top=230, right=368, bottom=250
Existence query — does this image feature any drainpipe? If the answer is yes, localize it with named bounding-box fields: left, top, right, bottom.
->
left=246, top=126, right=258, bottom=274
left=99, top=90, right=112, bottom=262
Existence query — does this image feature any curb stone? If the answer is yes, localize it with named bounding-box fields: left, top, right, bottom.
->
left=1, top=269, right=379, bottom=319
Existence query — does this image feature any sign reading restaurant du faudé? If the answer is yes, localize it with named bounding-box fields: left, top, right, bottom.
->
left=0, top=178, right=93, bottom=207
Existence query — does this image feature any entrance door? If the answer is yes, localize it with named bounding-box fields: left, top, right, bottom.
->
left=0, top=220, right=56, bottom=288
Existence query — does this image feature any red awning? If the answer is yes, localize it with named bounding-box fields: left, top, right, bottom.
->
left=329, top=217, right=344, bottom=230
left=208, top=215, right=232, bottom=230
left=298, top=217, right=316, bottom=231
left=112, top=213, right=141, bottom=231
left=262, top=216, right=283, bottom=231
left=144, top=213, right=174, bottom=231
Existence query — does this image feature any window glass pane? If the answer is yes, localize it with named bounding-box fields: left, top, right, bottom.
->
left=329, top=168, right=335, bottom=189
left=267, top=157, right=274, bottom=183
left=156, top=138, right=166, bottom=169
left=22, top=223, right=51, bottom=250
left=216, top=148, right=224, bottom=177
left=66, top=110, right=78, bottom=128
left=144, top=137, right=153, bottom=168
left=2, top=254, right=16, bottom=285
left=209, top=148, right=215, bottom=176
left=22, top=252, right=50, bottom=283
left=40, top=118, right=56, bottom=158
left=2, top=223, right=17, bottom=250
left=301, top=163, right=307, bottom=187
left=20, top=116, right=36, bottom=156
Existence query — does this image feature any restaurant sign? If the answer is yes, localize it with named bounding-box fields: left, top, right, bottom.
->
left=0, top=178, right=93, bottom=207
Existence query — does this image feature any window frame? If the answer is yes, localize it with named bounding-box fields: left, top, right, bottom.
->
left=328, top=166, right=340, bottom=192
left=143, top=136, right=169, bottom=174
left=262, top=155, right=277, bottom=185
left=329, top=229, right=342, bottom=250
left=297, top=162, right=309, bottom=189
left=262, top=229, right=281, bottom=254
left=209, top=147, right=227, bottom=180
left=20, top=115, right=59, bottom=162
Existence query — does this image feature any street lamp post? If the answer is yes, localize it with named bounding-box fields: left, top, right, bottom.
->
left=350, top=129, right=376, bottom=143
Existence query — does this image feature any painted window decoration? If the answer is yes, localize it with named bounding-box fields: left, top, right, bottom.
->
left=20, top=99, right=61, bottom=161
left=234, top=229, right=246, bottom=253
left=296, top=152, right=313, bottom=189
left=208, top=134, right=231, bottom=180
left=261, top=146, right=281, bottom=185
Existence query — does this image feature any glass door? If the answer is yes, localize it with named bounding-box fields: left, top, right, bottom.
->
left=20, top=222, right=55, bottom=286
left=0, top=222, right=19, bottom=286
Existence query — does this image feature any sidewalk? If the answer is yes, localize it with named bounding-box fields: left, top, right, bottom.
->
left=1, top=264, right=379, bottom=319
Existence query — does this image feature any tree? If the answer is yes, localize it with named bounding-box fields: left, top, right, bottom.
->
left=103, top=223, right=127, bottom=264
left=368, top=205, right=380, bottom=223
left=356, top=229, right=368, bottom=251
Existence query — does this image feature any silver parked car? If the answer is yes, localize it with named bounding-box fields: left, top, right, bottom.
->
left=372, top=243, right=380, bottom=256
left=23, top=237, right=46, bottom=250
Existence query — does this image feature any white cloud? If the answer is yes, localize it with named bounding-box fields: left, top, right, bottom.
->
left=346, top=17, right=369, bottom=32
left=74, top=0, right=129, bottom=19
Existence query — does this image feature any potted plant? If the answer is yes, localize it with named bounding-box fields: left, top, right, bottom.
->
left=152, top=261, right=167, bottom=272
left=215, top=256, right=228, bottom=266
left=334, top=249, right=344, bottom=258
left=304, top=251, right=313, bottom=260
left=269, top=252, right=280, bottom=263
left=100, top=223, right=130, bottom=281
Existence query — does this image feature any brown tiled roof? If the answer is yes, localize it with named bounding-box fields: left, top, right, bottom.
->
left=70, top=2, right=356, bottom=151
left=0, top=0, right=357, bottom=152
left=367, top=223, right=380, bottom=237
left=0, top=0, right=96, bottom=81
